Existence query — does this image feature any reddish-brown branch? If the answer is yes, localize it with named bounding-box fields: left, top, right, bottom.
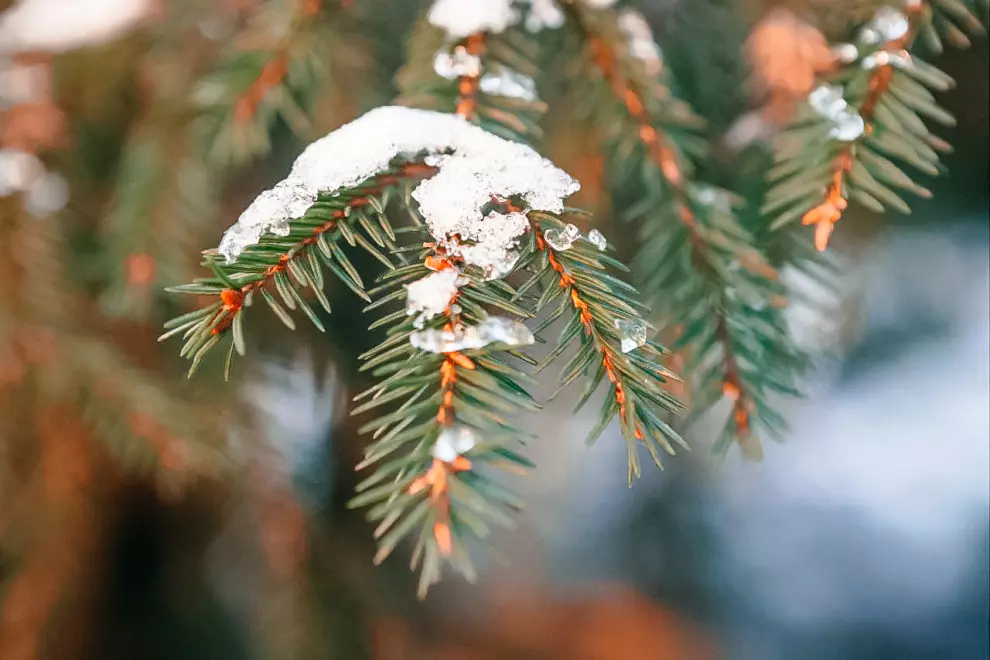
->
left=536, top=231, right=644, bottom=440
left=233, top=0, right=323, bottom=124
left=399, top=31, right=491, bottom=556
left=213, top=162, right=436, bottom=334
left=455, top=34, right=486, bottom=120
left=802, top=6, right=924, bottom=251
left=584, top=27, right=757, bottom=446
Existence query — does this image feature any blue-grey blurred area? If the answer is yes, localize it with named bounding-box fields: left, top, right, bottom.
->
left=479, top=220, right=989, bottom=660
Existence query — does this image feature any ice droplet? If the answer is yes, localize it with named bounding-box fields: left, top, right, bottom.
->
left=409, top=316, right=534, bottom=354
left=479, top=67, right=538, bottom=102
left=808, top=84, right=847, bottom=119
left=543, top=227, right=573, bottom=251
left=433, top=46, right=481, bottom=80
left=614, top=317, right=647, bottom=354
left=863, top=7, right=910, bottom=43
left=432, top=425, right=480, bottom=463
left=828, top=108, right=865, bottom=141
left=586, top=228, right=607, bottom=251
left=807, top=84, right=864, bottom=142
left=832, top=43, right=859, bottom=63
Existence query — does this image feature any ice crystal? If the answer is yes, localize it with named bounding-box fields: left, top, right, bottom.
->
left=543, top=223, right=581, bottom=251
left=828, top=109, right=865, bottom=141
left=433, top=46, right=481, bottom=80
left=807, top=84, right=864, bottom=142
left=0, top=0, right=154, bottom=54
left=405, top=270, right=462, bottom=329
left=861, top=49, right=912, bottom=71
left=615, top=317, right=647, bottom=354
left=859, top=7, right=910, bottom=44
left=832, top=43, right=859, bottom=63
left=479, top=67, right=538, bottom=102
left=432, top=425, right=480, bottom=463
left=218, top=106, right=578, bottom=263
left=427, top=0, right=519, bottom=39
left=587, top=228, right=607, bottom=251
left=409, top=316, right=535, bottom=354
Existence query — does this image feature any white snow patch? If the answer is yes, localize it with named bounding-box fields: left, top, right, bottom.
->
left=405, top=269, right=463, bottom=328
left=0, top=0, right=154, bottom=54
left=427, top=0, right=519, bottom=39
left=218, top=106, right=578, bottom=266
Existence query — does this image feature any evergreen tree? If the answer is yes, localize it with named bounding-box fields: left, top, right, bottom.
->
left=0, top=0, right=985, bottom=636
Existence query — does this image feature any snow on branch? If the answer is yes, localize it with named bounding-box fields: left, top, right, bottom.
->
left=427, top=0, right=520, bottom=39
left=0, top=0, right=155, bottom=54
left=220, top=105, right=578, bottom=271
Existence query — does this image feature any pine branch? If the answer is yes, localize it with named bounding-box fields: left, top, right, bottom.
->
left=526, top=210, right=685, bottom=479
left=395, top=12, right=547, bottom=145
left=162, top=162, right=436, bottom=377
left=564, top=1, right=793, bottom=459
left=196, top=0, right=345, bottom=166
left=351, top=242, right=539, bottom=598
left=766, top=2, right=983, bottom=250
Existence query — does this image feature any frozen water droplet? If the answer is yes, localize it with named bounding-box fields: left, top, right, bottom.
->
left=586, top=228, right=607, bottom=251
left=479, top=67, right=538, bottom=101
left=448, top=303, right=463, bottom=315
left=476, top=316, right=534, bottom=347
left=543, top=227, right=574, bottom=251
left=828, top=108, right=865, bottom=141
left=808, top=84, right=847, bottom=119
left=867, top=7, right=910, bottom=42
left=614, top=317, right=647, bottom=354
left=482, top=249, right=520, bottom=280
left=409, top=316, right=534, bottom=354
left=832, top=43, right=859, bottom=63
left=433, top=46, right=481, bottom=80
left=432, top=425, right=480, bottom=462
left=564, top=223, right=581, bottom=241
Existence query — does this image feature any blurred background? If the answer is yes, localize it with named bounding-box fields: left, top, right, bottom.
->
left=0, top=0, right=987, bottom=658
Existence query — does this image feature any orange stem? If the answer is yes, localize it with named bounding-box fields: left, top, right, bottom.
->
left=802, top=6, right=924, bottom=251
left=213, top=163, right=436, bottom=334
left=584, top=26, right=754, bottom=443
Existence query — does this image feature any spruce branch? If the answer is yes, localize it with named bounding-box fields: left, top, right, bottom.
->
left=564, top=1, right=793, bottom=459
left=396, top=12, right=547, bottom=145
left=162, top=162, right=436, bottom=377
left=197, top=0, right=341, bottom=165
left=351, top=245, right=538, bottom=598
left=526, top=210, right=686, bottom=480
left=766, top=2, right=984, bottom=250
